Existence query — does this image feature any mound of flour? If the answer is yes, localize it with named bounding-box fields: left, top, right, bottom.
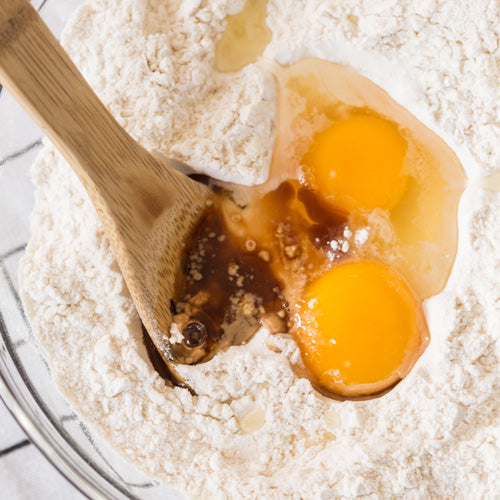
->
left=20, top=0, right=500, bottom=498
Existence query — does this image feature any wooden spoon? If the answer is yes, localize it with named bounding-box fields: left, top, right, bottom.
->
left=0, top=0, right=212, bottom=381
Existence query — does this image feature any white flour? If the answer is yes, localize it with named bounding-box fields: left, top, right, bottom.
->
left=20, top=0, right=500, bottom=498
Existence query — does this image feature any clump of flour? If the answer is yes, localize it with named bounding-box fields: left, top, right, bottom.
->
left=62, top=0, right=276, bottom=184
left=20, top=0, right=500, bottom=498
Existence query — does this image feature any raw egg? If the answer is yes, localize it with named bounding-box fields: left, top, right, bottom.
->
left=296, top=260, right=429, bottom=397
left=303, top=114, right=408, bottom=211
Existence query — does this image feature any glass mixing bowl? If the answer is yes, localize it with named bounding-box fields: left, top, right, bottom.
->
left=0, top=1, right=183, bottom=498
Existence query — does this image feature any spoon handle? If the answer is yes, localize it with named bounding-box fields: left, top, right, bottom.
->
left=0, top=0, right=213, bottom=375
left=0, top=0, right=179, bottom=236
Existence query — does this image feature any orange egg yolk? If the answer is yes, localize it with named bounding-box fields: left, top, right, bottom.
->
left=296, top=260, right=429, bottom=397
left=304, top=114, right=409, bottom=211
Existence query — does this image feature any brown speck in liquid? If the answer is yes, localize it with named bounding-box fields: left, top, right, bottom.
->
left=183, top=321, right=208, bottom=347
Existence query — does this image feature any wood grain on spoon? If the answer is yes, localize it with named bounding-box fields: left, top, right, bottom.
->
left=0, top=0, right=212, bottom=381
